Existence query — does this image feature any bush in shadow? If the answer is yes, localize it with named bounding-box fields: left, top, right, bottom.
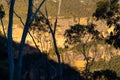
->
left=21, top=52, right=84, bottom=80
left=92, top=69, right=118, bottom=80
left=0, top=35, right=84, bottom=80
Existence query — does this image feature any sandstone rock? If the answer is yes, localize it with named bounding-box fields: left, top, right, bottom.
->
left=73, top=60, right=86, bottom=70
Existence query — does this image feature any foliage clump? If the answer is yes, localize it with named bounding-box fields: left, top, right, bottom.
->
left=89, top=56, right=120, bottom=79
left=93, top=0, right=120, bottom=49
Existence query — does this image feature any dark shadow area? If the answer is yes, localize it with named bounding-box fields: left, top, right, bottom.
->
left=0, top=36, right=9, bottom=80
left=0, top=35, right=120, bottom=80
left=0, top=35, right=84, bottom=80
left=21, top=53, right=84, bottom=80
left=105, top=32, right=120, bottom=49
left=105, top=24, right=120, bottom=49
left=92, top=69, right=119, bottom=80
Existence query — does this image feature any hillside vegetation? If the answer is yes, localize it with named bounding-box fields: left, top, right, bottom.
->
left=0, top=0, right=120, bottom=80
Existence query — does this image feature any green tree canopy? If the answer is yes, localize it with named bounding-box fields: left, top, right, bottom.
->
left=93, top=0, right=120, bottom=48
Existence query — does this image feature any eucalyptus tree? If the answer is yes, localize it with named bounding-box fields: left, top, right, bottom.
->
left=17, top=0, right=45, bottom=80
left=31, top=0, right=63, bottom=79
left=93, top=0, right=120, bottom=48
left=7, top=0, right=15, bottom=80
left=6, top=0, right=45, bottom=80
left=64, top=23, right=100, bottom=79
left=6, top=0, right=63, bottom=80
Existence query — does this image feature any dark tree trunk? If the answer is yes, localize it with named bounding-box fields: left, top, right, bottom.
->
left=17, top=0, right=33, bottom=80
left=17, top=0, right=45, bottom=80
left=7, top=0, right=15, bottom=80
left=47, top=19, right=63, bottom=80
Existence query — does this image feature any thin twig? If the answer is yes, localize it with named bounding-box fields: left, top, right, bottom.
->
left=0, top=19, right=7, bottom=38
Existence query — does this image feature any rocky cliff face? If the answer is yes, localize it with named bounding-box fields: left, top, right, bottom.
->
left=0, top=17, right=119, bottom=70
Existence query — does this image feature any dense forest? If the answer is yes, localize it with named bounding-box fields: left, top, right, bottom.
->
left=0, top=0, right=120, bottom=80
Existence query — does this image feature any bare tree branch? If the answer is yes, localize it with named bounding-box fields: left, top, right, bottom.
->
left=0, top=19, right=6, bottom=38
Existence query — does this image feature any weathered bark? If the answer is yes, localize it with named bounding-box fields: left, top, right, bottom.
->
left=7, top=0, right=15, bottom=80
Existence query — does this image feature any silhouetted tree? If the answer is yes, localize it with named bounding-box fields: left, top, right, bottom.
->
left=30, top=14, right=51, bottom=52
left=93, top=0, right=120, bottom=48
left=30, top=0, right=63, bottom=79
left=17, top=0, right=45, bottom=80
left=64, top=23, right=100, bottom=80
left=7, top=0, right=15, bottom=80
left=5, top=0, right=42, bottom=54
left=4, top=0, right=45, bottom=80
left=5, top=0, right=63, bottom=80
